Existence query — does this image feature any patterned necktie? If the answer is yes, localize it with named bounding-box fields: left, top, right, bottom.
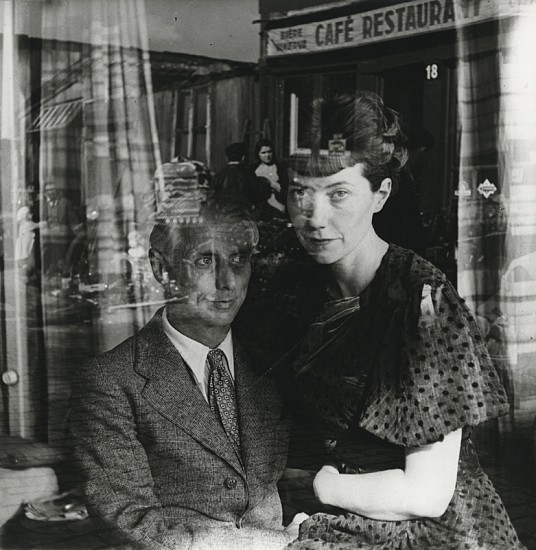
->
left=207, top=349, right=241, bottom=452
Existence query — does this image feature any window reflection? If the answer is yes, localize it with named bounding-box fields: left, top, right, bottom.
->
left=1, top=0, right=536, bottom=547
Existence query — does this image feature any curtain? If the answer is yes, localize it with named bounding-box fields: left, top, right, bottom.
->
left=34, top=0, right=162, bottom=445
left=0, top=0, right=48, bottom=438
left=497, top=9, right=536, bottom=429
left=79, top=0, right=162, bottom=350
left=457, top=6, right=536, bottom=432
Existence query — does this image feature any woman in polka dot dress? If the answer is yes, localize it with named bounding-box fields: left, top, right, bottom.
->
left=281, top=91, right=524, bottom=549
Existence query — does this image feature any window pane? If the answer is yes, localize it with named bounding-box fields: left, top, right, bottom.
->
left=320, top=72, right=356, bottom=150
left=286, top=75, right=315, bottom=152
left=285, top=71, right=356, bottom=153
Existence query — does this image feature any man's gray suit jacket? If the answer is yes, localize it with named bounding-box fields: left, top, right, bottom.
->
left=69, top=308, right=291, bottom=550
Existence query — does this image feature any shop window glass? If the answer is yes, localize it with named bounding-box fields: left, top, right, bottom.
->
left=176, top=91, right=192, bottom=158
left=287, top=71, right=356, bottom=155
left=0, top=0, right=277, bottom=543
left=320, top=72, right=357, bottom=150
left=1, top=0, right=161, bottom=446
left=192, top=88, right=209, bottom=164
left=173, top=88, right=210, bottom=164
left=1, top=0, right=260, bottom=463
left=456, top=9, right=536, bottom=435
left=2, top=0, right=536, bottom=546
left=287, top=75, right=315, bottom=154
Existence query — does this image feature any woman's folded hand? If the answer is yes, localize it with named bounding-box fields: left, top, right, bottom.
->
left=284, top=512, right=310, bottom=540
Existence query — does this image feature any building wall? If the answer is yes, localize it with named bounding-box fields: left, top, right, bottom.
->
left=212, top=75, right=260, bottom=170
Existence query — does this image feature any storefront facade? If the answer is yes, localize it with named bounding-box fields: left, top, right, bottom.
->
left=0, top=0, right=534, bottom=543
left=258, top=0, right=536, bottom=428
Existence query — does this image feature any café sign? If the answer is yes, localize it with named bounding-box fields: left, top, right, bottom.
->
left=266, top=0, right=535, bottom=56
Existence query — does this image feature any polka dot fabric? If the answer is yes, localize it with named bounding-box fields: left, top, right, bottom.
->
left=287, top=438, right=525, bottom=549
left=359, top=257, right=510, bottom=447
left=288, top=246, right=524, bottom=549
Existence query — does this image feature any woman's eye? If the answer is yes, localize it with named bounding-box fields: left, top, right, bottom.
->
left=289, top=188, right=305, bottom=199
left=330, top=189, right=349, bottom=200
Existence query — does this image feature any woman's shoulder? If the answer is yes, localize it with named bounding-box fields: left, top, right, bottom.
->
left=365, top=245, right=452, bottom=319
left=384, top=245, right=447, bottom=289
left=379, top=245, right=475, bottom=339
left=360, top=247, right=509, bottom=446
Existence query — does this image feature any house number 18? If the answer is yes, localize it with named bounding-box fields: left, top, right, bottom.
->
left=426, top=63, right=439, bottom=80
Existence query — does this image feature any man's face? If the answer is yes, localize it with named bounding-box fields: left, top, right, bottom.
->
left=44, top=187, right=60, bottom=204
left=258, top=146, right=274, bottom=165
left=162, top=230, right=252, bottom=342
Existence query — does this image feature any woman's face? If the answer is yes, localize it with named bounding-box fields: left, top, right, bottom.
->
left=287, top=164, right=390, bottom=266
left=258, top=145, right=274, bottom=165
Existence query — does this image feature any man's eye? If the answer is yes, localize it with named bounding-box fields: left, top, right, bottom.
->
left=193, top=256, right=213, bottom=268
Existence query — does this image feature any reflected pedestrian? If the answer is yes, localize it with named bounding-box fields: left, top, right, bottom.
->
left=249, top=138, right=289, bottom=214
left=212, top=142, right=256, bottom=205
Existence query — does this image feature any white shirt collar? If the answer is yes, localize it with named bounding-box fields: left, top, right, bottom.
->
left=162, top=308, right=235, bottom=401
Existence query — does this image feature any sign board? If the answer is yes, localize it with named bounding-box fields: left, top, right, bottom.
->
left=328, top=138, right=346, bottom=155
left=266, top=0, right=536, bottom=56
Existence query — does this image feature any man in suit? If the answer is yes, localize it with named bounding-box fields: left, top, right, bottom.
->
left=69, top=201, right=298, bottom=549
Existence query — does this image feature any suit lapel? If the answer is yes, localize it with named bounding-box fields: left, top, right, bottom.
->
left=134, top=311, right=244, bottom=476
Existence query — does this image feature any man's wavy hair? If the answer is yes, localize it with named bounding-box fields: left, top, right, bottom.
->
left=291, top=91, right=408, bottom=193
left=150, top=197, right=259, bottom=265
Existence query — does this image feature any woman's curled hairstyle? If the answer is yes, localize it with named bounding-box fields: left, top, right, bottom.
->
left=301, top=91, right=408, bottom=192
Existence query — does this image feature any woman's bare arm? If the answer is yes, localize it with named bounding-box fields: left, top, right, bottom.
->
left=313, top=428, right=462, bottom=521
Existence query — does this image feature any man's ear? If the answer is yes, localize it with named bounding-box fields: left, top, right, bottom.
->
left=373, top=177, right=392, bottom=213
left=149, top=248, right=168, bottom=284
